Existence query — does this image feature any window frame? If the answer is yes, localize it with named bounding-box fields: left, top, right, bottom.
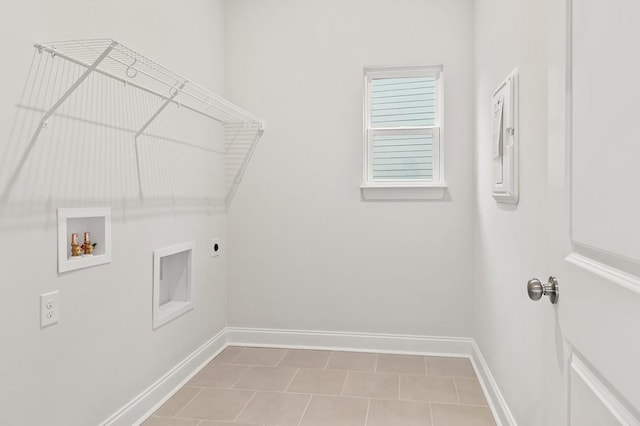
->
left=361, top=66, right=446, bottom=200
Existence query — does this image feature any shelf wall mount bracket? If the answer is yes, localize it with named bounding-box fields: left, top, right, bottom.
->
left=1, top=41, right=117, bottom=202
left=132, top=81, right=187, bottom=199
left=32, top=41, right=117, bottom=138
left=134, top=81, right=187, bottom=141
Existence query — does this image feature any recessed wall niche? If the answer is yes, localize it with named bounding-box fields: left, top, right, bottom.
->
left=153, top=242, right=195, bottom=329
left=57, top=207, right=112, bottom=273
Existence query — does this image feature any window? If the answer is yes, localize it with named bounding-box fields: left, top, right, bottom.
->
left=362, top=66, right=446, bottom=200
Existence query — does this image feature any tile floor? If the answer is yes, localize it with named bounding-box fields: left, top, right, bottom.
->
left=143, top=346, right=496, bottom=426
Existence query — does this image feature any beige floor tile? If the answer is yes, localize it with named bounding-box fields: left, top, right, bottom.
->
left=188, top=363, right=248, bottom=388
left=326, top=351, right=378, bottom=371
left=400, top=375, right=459, bottom=403
left=342, top=371, right=399, bottom=399
left=149, top=348, right=494, bottom=426
left=376, top=354, right=427, bottom=375
left=236, top=391, right=310, bottom=426
left=366, top=399, right=432, bottom=426
left=431, top=403, right=496, bottom=426
left=426, top=356, right=476, bottom=378
left=153, top=386, right=200, bottom=417
left=455, top=378, right=488, bottom=405
left=175, top=388, right=254, bottom=421
left=279, top=349, right=331, bottom=368
left=212, top=346, right=243, bottom=364
left=231, top=347, right=288, bottom=366
left=142, top=417, right=199, bottom=426
left=233, top=366, right=297, bottom=391
left=287, top=368, right=347, bottom=395
left=300, top=395, right=368, bottom=426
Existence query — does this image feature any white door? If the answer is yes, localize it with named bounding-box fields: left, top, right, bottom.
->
left=546, top=0, right=640, bottom=424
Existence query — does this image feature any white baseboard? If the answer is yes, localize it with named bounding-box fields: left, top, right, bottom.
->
left=104, top=327, right=516, bottom=426
left=226, top=327, right=473, bottom=357
left=469, top=339, right=518, bottom=426
left=100, top=328, right=227, bottom=426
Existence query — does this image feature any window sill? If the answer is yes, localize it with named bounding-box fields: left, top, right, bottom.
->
left=360, top=184, right=448, bottom=201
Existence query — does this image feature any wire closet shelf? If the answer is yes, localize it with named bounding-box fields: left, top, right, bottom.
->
left=32, top=38, right=265, bottom=207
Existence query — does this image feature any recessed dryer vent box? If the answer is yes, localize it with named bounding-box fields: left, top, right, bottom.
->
left=153, top=242, right=194, bottom=329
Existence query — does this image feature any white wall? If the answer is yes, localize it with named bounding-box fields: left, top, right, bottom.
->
left=225, top=0, right=475, bottom=337
left=473, top=0, right=554, bottom=424
left=0, top=1, right=227, bottom=425
left=0, top=1, right=575, bottom=423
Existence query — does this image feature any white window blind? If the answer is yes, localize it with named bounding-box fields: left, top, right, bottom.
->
left=371, top=76, right=437, bottom=128
left=372, top=133, right=434, bottom=180
left=363, top=66, right=444, bottom=194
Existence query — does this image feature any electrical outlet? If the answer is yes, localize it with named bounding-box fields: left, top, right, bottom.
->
left=211, top=239, right=221, bottom=257
left=40, top=291, right=59, bottom=328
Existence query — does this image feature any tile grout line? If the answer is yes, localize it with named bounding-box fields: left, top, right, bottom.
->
left=275, top=348, right=289, bottom=367
left=231, top=390, right=258, bottom=423
left=452, top=377, right=461, bottom=404
left=374, top=353, right=379, bottom=373
left=284, top=367, right=300, bottom=392
left=336, top=370, right=349, bottom=397
left=160, top=414, right=203, bottom=422
left=363, top=398, right=372, bottom=426
left=172, top=386, right=204, bottom=419
left=225, top=346, right=243, bottom=364
left=296, top=394, right=314, bottom=426
left=423, top=400, right=491, bottom=408
left=229, top=364, right=252, bottom=389
left=322, top=352, right=332, bottom=369
left=273, top=389, right=347, bottom=397
left=148, top=415, right=185, bottom=420
left=429, top=402, right=435, bottom=426
left=424, top=356, right=429, bottom=376
left=340, top=370, right=350, bottom=396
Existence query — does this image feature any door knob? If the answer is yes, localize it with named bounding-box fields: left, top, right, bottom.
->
left=527, top=276, right=559, bottom=304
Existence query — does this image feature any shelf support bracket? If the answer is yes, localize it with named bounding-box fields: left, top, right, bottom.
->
left=226, top=127, right=264, bottom=207
left=36, top=41, right=116, bottom=133
left=134, top=81, right=187, bottom=140
left=1, top=42, right=116, bottom=201
left=132, top=81, right=186, bottom=199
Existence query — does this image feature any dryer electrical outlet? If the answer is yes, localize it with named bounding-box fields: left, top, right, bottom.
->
left=210, top=239, right=221, bottom=257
